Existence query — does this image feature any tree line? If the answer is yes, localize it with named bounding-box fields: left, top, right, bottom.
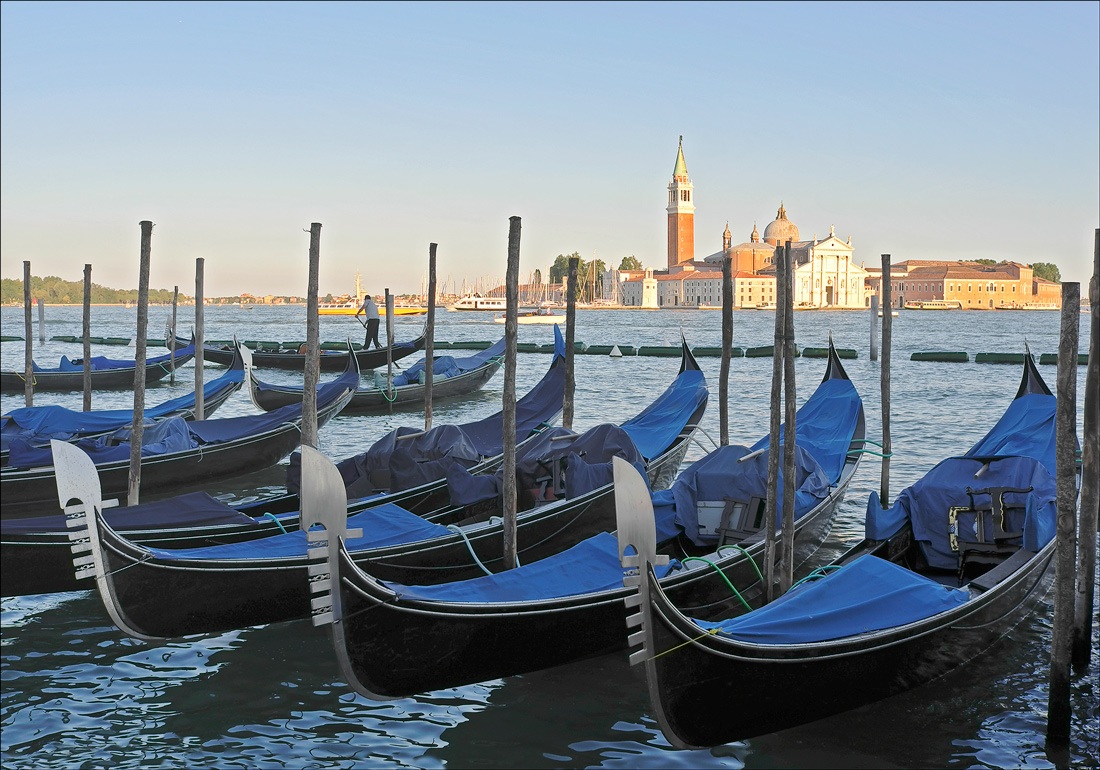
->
left=1, top=276, right=186, bottom=305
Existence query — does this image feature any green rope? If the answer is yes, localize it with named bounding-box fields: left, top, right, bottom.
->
left=790, top=564, right=843, bottom=590
left=847, top=448, right=893, bottom=458
left=680, top=557, right=752, bottom=611
left=856, top=439, right=885, bottom=449
left=717, top=544, right=764, bottom=584
left=261, top=512, right=288, bottom=534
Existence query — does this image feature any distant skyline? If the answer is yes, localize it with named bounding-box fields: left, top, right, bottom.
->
left=1, top=1, right=1097, bottom=298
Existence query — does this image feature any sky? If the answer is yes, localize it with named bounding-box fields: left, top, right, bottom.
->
left=1, top=1, right=1097, bottom=298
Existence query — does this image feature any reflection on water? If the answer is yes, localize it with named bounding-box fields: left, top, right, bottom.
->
left=2, top=306, right=1095, bottom=768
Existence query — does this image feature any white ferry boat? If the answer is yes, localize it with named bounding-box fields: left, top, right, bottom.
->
left=449, top=295, right=507, bottom=311
left=903, top=300, right=962, bottom=310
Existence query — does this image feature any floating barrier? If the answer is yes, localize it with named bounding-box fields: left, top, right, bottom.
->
left=1, top=336, right=25, bottom=342
left=744, top=345, right=800, bottom=358
left=691, top=346, right=744, bottom=358
left=911, top=351, right=969, bottom=362
left=975, top=352, right=1032, bottom=364
left=584, top=344, right=634, bottom=356
left=803, top=347, right=856, bottom=359
left=432, top=341, right=451, bottom=350
left=1039, top=353, right=1088, bottom=366
left=452, top=341, right=494, bottom=350
left=50, top=335, right=78, bottom=343
left=637, top=346, right=683, bottom=357
left=516, top=342, right=541, bottom=353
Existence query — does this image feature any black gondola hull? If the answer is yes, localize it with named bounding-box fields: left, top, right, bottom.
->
left=203, top=332, right=425, bottom=371
left=1, top=353, right=196, bottom=393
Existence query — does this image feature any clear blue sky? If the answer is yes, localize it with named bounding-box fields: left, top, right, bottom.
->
left=2, top=1, right=1097, bottom=297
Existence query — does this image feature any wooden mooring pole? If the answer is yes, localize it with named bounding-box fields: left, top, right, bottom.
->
left=502, top=217, right=522, bottom=570
left=302, top=223, right=321, bottom=449
left=780, top=241, right=797, bottom=593
left=82, top=264, right=92, bottom=411
left=563, top=256, right=578, bottom=430
left=880, top=254, right=893, bottom=505
left=37, top=297, right=45, bottom=343
left=763, top=240, right=786, bottom=602
left=170, top=285, right=178, bottom=384
left=385, top=289, right=394, bottom=394
left=1046, top=281, right=1080, bottom=748
left=424, top=243, right=437, bottom=431
left=869, top=294, right=879, bottom=361
left=23, top=261, right=33, bottom=407
left=720, top=255, right=732, bottom=446
left=127, top=220, right=153, bottom=506
left=1074, top=230, right=1099, bottom=670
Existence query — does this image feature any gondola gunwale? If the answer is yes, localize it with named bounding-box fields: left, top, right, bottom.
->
left=202, top=327, right=427, bottom=371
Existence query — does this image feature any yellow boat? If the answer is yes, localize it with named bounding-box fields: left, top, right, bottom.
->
left=317, top=271, right=428, bottom=315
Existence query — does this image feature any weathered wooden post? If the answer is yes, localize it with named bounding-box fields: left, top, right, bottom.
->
left=1046, top=281, right=1080, bottom=747
left=385, top=289, right=395, bottom=394
left=127, top=220, right=153, bottom=506
left=502, top=217, right=522, bottom=570
left=194, top=258, right=205, bottom=420
left=563, top=256, right=579, bottom=430
left=82, top=264, right=92, bottom=411
left=763, top=239, right=786, bottom=602
left=780, top=241, right=797, bottom=593
left=720, top=255, right=733, bottom=445
left=424, top=243, right=438, bottom=431
left=37, top=297, right=46, bottom=343
left=880, top=254, right=893, bottom=505
left=169, top=285, right=178, bottom=384
left=869, top=294, right=879, bottom=361
left=23, top=261, right=33, bottom=407
left=1074, top=230, right=1099, bottom=669
left=302, top=223, right=321, bottom=449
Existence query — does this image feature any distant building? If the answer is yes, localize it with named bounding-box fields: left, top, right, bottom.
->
left=864, top=260, right=1061, bottom=309
left=666, top=137, right=695, bottom=269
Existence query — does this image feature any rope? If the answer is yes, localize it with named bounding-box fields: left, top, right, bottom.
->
left=489, top=516, right=521, bottom=567
left=790, top=564, right=843, bottom=590
left=679, top=556, right=752, bottom=611
left=717, top=544, right=764, bottom=584
left=447, top=524, right=495, bottom=576
left=261, top=512, right=288, bottom=534
left=650, top=626, right=723, bottom=660
left=847, top=448, right=893, bottom=458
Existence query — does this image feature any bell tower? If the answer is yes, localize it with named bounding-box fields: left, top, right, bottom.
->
left=666, top=136, right=695, bottom=269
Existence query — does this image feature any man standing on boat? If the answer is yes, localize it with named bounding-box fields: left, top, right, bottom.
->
left=356, top=293, right=381, bottom=349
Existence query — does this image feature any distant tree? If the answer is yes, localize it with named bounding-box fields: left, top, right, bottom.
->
left=973, top=258, right=996, bottom=266
left=323, top=293, right=334, bottom=303
left=532, top=268, right=542, bottom=285
left=619, top=255, right=643, bottom=271
left=549, top=253, right=580, bottom=284
left=1030, top=263, right=1061, bottom=282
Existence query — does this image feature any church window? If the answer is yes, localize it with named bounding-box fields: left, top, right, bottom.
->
left=978, top=285, right=983, bottom=292
left=968, top=284, right=972, bottom=292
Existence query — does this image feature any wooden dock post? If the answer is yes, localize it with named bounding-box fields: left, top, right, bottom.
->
left=869, top=294, right=879, bottom=361
left=127, top=221, right=153, bottom=506
left=720, top=255, right=733, bottom=445
left=763, top=239, right=786, bottom=602
left=169, top=285, right=178, bottom=384
left=302, top=224, right=321, bottom=449
left=83, top=264, right=92, bottom=411
left=880, top=254, right=893, bottom=506
left=1046, top=281, right=1080, bottom=748
left=424, top=243, right=437, bottom=431
left=194, top=258, right=205, bottom=420
left=23, top=261, right=32, bottom=407
left=1074, top=230, right=1099, bottom=669
left=780, top=241, right=797, bottom=593
left=502, top=217, right=522, bottom=570
left=37, top=297, right=45, bottom=343
left=385, top=289, right=394, bottom=395
left=563, top=256, right=578, bottom=430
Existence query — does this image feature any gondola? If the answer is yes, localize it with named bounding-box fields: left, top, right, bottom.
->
left=624, top=351, right=1068, bottom=749
left=2, top=349, right=357, bottom=519
left=1, top=343, right=246, bottom=467
left=0, top=334, right=197, bottom=393
left=59, top=337, right=707, bottom=639
left=304, top=342, right=864, bottom=699
left=247, top=336, right=505, bottom=414
left=1, top=335, right=566, bottom=598
left=199, top=327, right=426, bottom=371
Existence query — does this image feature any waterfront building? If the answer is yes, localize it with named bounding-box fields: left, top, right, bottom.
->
left=864, top=260, right=1061, bottom=309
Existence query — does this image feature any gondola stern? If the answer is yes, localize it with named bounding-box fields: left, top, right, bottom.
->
left=1015, top=342, right=1052, bottom=398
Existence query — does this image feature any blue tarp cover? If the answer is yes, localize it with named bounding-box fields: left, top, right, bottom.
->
left=661, top=376, right=861, bottom=546
left=864, top=455, right=1057, bottom=568
left=144, top=501, right=451, bottom=560
left=1, top=364, right=243, bottom=451
left=390, top=337, right=505, bottom=387
left=0, top=491, right=257, bottom=536
left=8, top=366, right=355, bottom=469
left=34, top=342, right=197, bottom=373
left=327, top=327, right=566, bottom=496
left=620, top=367, right=707, bottom=460
left=696, top=554, right=970, bottom=644
left=964, top=392, right=1057, bottom=476
left=383, top=531, right=676, bottom=604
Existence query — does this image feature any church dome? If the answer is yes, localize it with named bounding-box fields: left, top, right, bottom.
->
left=763, top=203, right=799, bottom=246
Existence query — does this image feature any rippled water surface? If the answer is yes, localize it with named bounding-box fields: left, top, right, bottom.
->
left=2, top=304, right=1096, bottom=768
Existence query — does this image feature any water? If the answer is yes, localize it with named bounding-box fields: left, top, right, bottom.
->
left=2, top=304, right=1096, bottom=769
